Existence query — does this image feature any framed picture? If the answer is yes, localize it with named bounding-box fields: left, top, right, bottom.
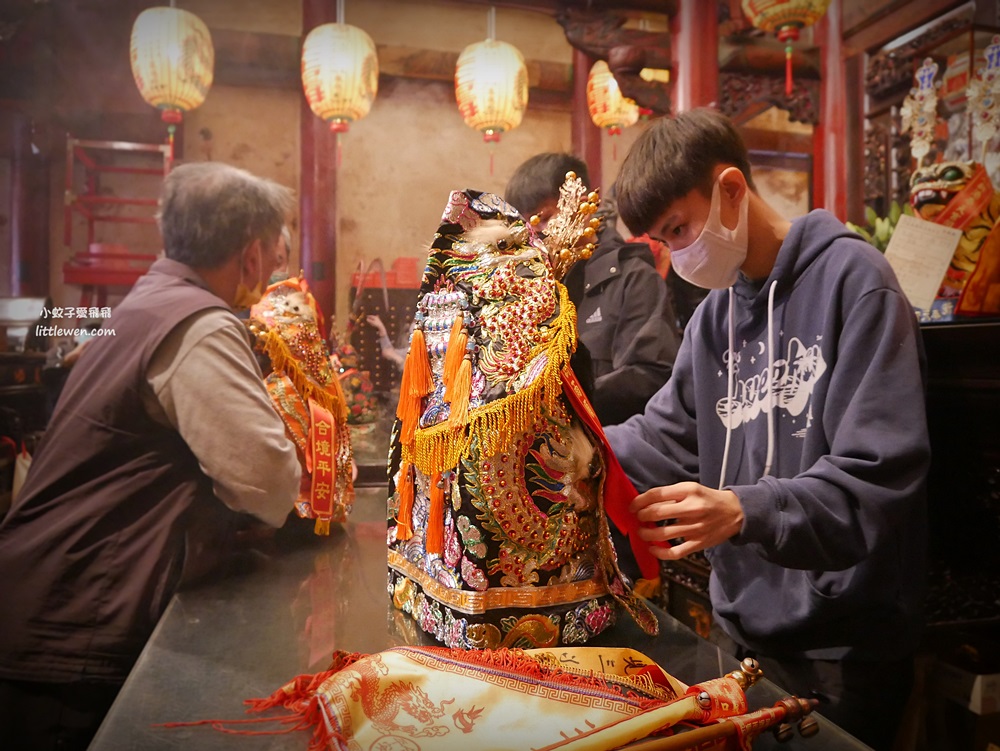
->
left=749, top=150, right=814, bottom=220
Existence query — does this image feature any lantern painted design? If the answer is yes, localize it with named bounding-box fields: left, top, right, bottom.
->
left=741, top=0, right=831, bottom=95
left=586, top=60, right=639, bottom=136
left=130, top=7, right=214, bottom=128
left=302, top=23, right=379, bottom=133
left=455, top=39, right=528, bottom=143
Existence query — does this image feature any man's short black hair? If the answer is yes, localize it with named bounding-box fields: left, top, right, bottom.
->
left=504, top=152, right=589, bottom=217
left=617, top=108, right=756, bottom=235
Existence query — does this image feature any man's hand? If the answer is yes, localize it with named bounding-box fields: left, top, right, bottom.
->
left=631, top=482, right=744, bottom=560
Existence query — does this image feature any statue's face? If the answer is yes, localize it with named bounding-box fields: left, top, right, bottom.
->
left=264, top=287, right=315, bottom=324
left=909, top=160, right=976, bottom=221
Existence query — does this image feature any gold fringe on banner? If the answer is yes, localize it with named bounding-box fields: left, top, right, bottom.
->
left=259, top=329, right=348, bottom=424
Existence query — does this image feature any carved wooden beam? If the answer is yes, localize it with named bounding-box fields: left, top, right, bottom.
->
left=556, top=7, right=673, bottom=116
left=452, top=0, right=678, bottom=15
left=742, top=125, right=814, bottom=154
left=863, top=12, right=969, bottom=104
left=556, top=7, right=672, bottom=62
left=607, top=45, right=673, bottom=117
left=719, top=71, right=821, bottom=126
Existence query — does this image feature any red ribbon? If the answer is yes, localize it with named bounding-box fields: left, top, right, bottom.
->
left=559, top=368, right=661, bottom=580
left=308, top=399, right=337, bottom=520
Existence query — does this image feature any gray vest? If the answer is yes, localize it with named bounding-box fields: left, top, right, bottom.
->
left=0, top=258, right=231, bottom=683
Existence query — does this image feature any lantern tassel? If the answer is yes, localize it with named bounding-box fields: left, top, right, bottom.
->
left=785, top=44, right=794, bottom=96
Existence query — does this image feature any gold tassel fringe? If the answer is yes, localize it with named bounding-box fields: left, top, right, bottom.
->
left=260, top=330, right=348, bottom=424
left=401, top=283, right=577, bottom=479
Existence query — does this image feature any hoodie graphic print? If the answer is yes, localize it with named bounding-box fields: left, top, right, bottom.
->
left=717, top=334, right=826, bottom=435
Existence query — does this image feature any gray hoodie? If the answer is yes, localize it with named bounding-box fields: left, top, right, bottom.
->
left=606, top=210, right=929, bottom=660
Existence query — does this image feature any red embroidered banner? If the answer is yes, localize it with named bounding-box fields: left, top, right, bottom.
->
left=308, top=399, right=337, bottom=521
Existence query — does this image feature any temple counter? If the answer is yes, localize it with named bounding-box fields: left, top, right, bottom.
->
left=89, top=487, right=871, bottom=751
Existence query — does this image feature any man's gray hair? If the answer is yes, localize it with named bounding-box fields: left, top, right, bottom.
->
left=157, top=162, right=295, bottom=269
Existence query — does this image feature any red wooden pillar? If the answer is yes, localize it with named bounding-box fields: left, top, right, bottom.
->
left=671, top=0, right=719, bottom=113
left=571, top=48, right=602, bottom=191
left=300, top=0, right=338, bottom=318
left=814, top=0, right=847, bottom=220
left=10, top=113, right=47, bottom=298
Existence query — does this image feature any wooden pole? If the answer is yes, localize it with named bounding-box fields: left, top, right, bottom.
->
left=300, top=0, right=339, bottom=319
left=670, top=0, right=719, bottom=112
left=571, top=48, right=602, bottom=192
left=814, top=0, right=847, bottom=220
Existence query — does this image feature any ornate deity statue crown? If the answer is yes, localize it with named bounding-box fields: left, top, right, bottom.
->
left=530, top=170, right=604, bottom=279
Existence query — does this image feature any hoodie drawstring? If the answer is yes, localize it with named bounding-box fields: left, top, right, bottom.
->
left=719, top=288, right=735, bottom=489
left=763, top=279, right=777, bottom=478
left=718, top=280, right=778, bottom=489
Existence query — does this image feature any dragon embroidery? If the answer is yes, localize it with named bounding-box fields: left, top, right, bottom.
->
left=346, top=652, right=454, bottom=738
left=437, top=219, right=557, bottom=389
left=466, top=410, right=598, bottom=587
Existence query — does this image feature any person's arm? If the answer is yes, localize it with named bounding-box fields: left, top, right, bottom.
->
left=591, top=263, right=680, bottom=423
left=604, top=332, right=700, bottom=493
left=148, top=310, right=301, bottom=527
left=604, top=335, right=701, bottom=571
left=367, top=314, right=406, bottom=367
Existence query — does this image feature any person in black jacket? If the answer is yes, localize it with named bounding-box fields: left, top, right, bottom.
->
left=505, top=152, right=679, bottom=426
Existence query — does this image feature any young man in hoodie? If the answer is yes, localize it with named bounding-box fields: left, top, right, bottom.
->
left=505, top=153, right=680, bottom=426
left=605, top=108, right=929, bottom=751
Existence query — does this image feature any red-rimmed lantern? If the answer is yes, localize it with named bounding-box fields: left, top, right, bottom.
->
left=587, top=60, right=639, bottom=137
left=741, top=0, right=832, bottom=95
left=130, top=7, right=214, bottom=155
left=301, top=22, right=379, bottom=134
left=455, top=38, right=528, bottom=144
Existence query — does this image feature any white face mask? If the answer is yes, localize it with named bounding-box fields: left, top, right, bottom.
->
left=669, top=179, right=749, bottom=290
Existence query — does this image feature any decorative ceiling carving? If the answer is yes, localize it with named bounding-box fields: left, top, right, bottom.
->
left=864, top=13, right=968, bottom=102
left=556, top=7, right=673, bottom=115
left=606, top=44, right=673, bottom=117
left=718, top=72, right=820, bottom=125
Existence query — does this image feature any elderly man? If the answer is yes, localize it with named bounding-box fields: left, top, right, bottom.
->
left=0, top=162, right=302, bottom=751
